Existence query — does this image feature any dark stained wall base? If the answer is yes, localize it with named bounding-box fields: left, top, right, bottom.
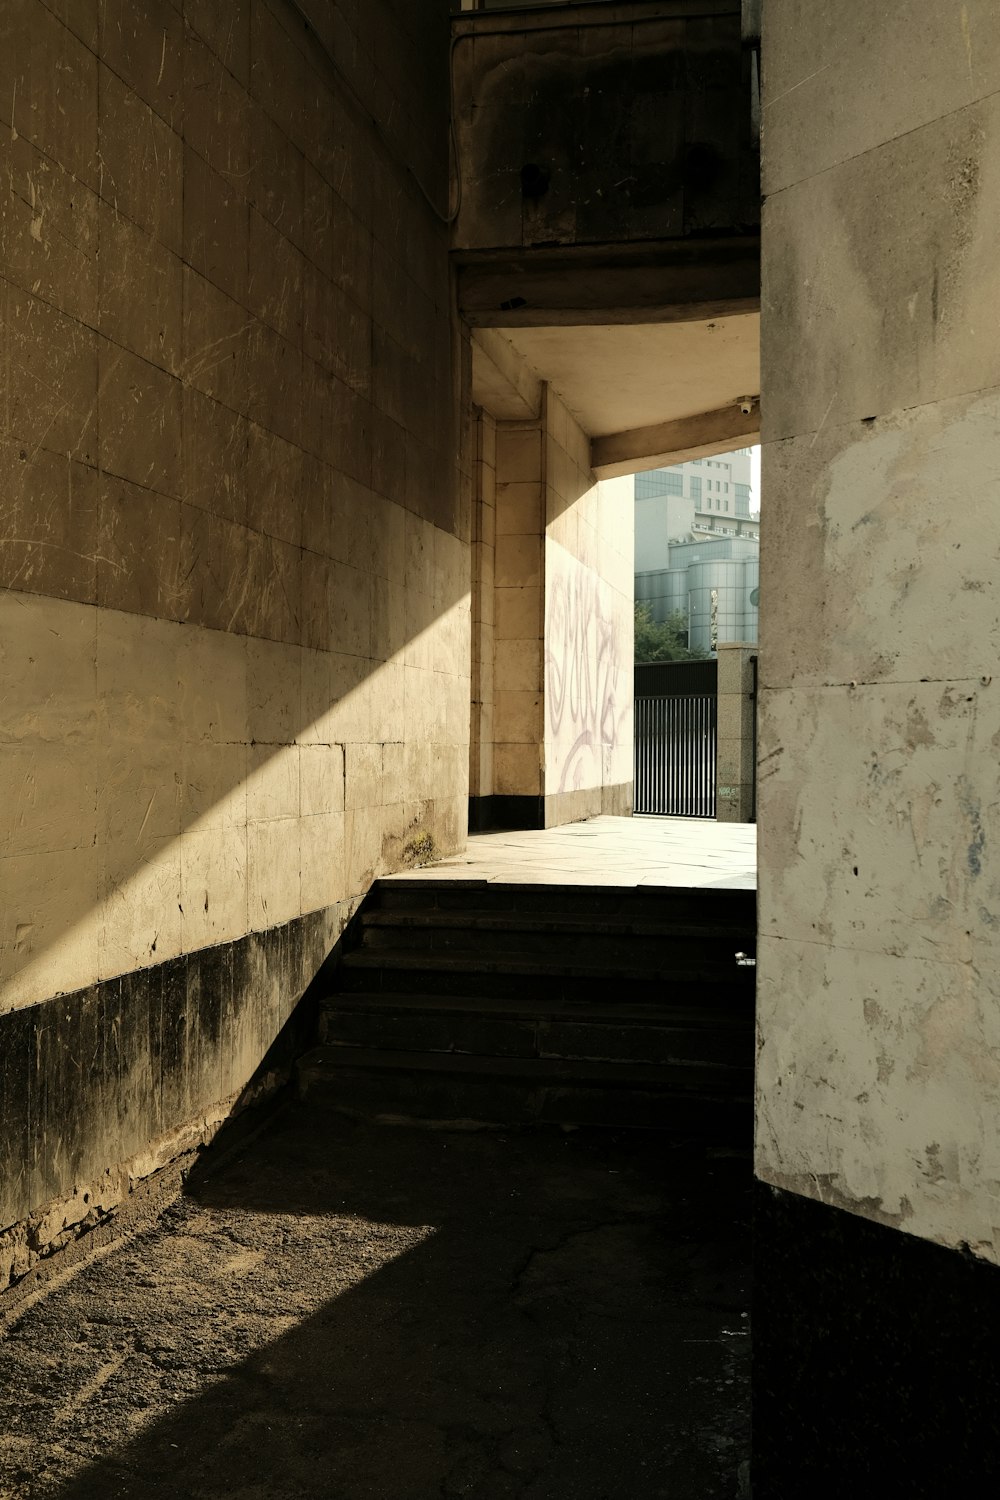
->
left=0, top=910, right=342, bottom=1290
left=468, top=795, right=545, bottom=832
left=753, top=1181, right=1000, bottom=1497
left=469, top=784, right=633, bottom=833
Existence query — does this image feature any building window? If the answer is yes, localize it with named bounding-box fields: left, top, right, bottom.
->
left=735, top=483, right=750, bottom=502
left=690, top=476, right=702, bottom=500
left=635, top=470, right=683, bottom=499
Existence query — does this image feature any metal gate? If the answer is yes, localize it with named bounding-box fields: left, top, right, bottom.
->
left=633, top=661, right=718, bottom=818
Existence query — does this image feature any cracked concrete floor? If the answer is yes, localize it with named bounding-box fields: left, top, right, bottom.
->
left=0, top=1105, right=750, bottom=1499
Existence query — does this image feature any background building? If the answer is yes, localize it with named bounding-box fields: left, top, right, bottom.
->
left=634, top=450, right=759, bottom=652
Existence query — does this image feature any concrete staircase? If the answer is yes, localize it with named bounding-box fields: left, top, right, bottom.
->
left=296, top=879, right=756, bottom=1142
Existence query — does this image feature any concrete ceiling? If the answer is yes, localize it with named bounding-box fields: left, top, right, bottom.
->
left=497, top=313, right=760, bottom=440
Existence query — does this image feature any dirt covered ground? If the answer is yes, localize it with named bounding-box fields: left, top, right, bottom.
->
left=0, top=1105, right=750, bottom=1499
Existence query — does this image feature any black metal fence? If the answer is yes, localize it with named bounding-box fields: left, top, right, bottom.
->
left=634, top=662, right=718, bottom=818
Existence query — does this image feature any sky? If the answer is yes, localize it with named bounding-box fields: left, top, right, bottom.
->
left=751, top=445, right=761, bottom=509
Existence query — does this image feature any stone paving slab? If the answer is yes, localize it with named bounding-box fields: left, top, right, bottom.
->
left=0, top=1108, right=751, bottom=1500
left=394, top=816, right=757, bottom=891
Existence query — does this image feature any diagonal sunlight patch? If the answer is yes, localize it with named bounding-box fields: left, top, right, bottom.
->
left=0, top=1193, right=438, bottom=1496
left=0, top=588, right=471, bottom=1014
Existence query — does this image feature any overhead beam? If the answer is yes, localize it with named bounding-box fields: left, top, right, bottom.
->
left=591, top=402, right=760, bottom=479
left=455, top=238, right=760, bottom=329
left=470, top=329, right=542, bottom=421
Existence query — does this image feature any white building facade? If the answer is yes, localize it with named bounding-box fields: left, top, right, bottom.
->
left=634, top=450, right=759, bottom=653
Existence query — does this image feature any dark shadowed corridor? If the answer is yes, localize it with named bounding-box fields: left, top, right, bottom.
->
left=0, top=1108, right=750, bottom=1499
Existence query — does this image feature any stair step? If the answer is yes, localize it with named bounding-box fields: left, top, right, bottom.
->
left=303, top=1045, right=743, bottom=1089
left=296, top=1045, right=751, bottom=1138
left=319, top=990, right=749, bottom=1027
left=336, top=948, right=755, bottom=1001
left=308, top=875, right=756, bottom=1143
left=361, top=910, right=753, bottom=940
left=357, top=932, right=750, bottom=963
left=357, top=911, right=754, bottom=962
left=374, top=878, right=755, bottom=922
left=319, top=997, right=751, bottom=1067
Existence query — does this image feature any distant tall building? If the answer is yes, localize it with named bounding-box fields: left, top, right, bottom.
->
left=634, top=449, right=759, bottom=653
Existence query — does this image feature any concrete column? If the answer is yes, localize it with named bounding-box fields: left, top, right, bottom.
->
left=715, top=643, right=757, bottom=822
left=469, top=408, right=497, bottom=804
left=486, top=414, right=546, bottom=827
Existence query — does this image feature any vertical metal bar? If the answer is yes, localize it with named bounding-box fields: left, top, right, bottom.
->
left=658, top=697, right=664, bottom=815
left=669, top=698, right=675, bottom=815
left=709, top=692, right=717, bottom=817
left=683, top=696, right=689, bottom=816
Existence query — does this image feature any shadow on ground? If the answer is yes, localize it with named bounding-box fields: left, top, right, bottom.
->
left=0, top=1105, right=750, bottom=1499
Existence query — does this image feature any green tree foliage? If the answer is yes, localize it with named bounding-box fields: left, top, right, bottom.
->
left=634, top=601, right=708, bottom=663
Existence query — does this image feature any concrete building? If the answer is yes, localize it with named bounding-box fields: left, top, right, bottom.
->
left=635, top=452, right=759, bottom=650
left=635, top=536, right=759, bottom=652
left=2, top=0, right=999, bottom=1488
left=636, top=450, right=759, bottom=547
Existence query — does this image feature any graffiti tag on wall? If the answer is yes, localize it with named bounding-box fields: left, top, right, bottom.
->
left=545, top=545, right=629, bottom=795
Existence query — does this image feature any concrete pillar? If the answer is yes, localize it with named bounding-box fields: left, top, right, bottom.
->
left=472, top=385, right=633, bottom=830
left=469, top=408, right=497, bottom=807
left=715, top=642, right=756, bottom=822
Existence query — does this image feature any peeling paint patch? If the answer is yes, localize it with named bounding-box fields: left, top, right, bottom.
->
left=957, top=775, right=985, bottom=877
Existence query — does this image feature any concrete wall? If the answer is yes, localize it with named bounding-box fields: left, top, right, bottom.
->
left=756, top=0, right=1000, bottom=1260
left=453, top=0, right=757, bottom=252
left=0, top=0, right=469, bottom=1285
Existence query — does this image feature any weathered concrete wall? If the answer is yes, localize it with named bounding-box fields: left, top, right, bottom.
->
left=0, top=0, right=469, bottom=1281
left=756, top=0, right=1000, bottom=1259
left=453, top=0, right=758, bottom=252
left=544, top=393, right=633, bottom=825
left=715, top=642, right=755, bottom=823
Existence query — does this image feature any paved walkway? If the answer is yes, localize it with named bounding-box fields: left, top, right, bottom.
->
left=396, top=816, right=757, bottom=891
left=0, top=1109, right=750, bottom=1499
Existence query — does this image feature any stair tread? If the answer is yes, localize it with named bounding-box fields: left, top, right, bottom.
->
left=316, top=1039, right=747, bottom=1075
left=299, top=1044, right=751, bottom=1093
left=340, top=948, right=754, bottom=982
left=319, top=990, right=749, bottom=1026
left=361, top=910, right=754, bottom=940
left=375, top=877, right=754, bottom=899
